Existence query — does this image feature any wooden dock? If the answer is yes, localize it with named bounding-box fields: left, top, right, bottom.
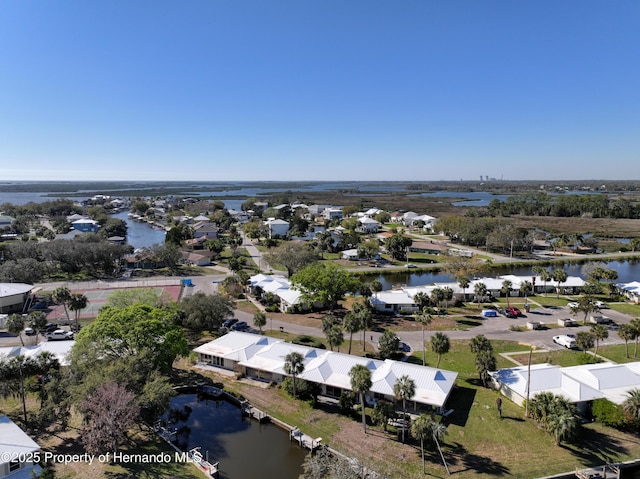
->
left=241, top=401, right=270, bottom=423
left=189, top=447, right=219, bottom=479
left=575, top=464, right=620, bottom=479
left=290, top=427, right=323, bottom=450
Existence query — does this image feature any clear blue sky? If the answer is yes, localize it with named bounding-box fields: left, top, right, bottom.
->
left=1, top=1, right=638, bottom=182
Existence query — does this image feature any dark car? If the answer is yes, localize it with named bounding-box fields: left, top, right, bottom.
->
left=507, top=307, right=522, bottom=317
left=43, top=323, right=59, bottom=333
left=230, top=321, right=248, bottom=331
left=223, top=318, right=239, bottom=329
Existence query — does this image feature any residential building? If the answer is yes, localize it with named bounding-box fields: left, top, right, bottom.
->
left=0, top=283, right=34, bottom=314
left=264, top=219, right=290, bottom=239
left=0, top=415, right=41, bottom=478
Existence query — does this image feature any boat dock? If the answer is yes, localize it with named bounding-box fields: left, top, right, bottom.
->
left=241, top=401, right=270, bottom=423
left=575, top=464, right=620, bottom=479
left=189, top=447, right=219, bottom=479
left=290, top=427, right=323, bottom=450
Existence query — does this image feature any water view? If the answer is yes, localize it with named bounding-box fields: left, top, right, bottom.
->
left=161, top=394, right=307, bottom=479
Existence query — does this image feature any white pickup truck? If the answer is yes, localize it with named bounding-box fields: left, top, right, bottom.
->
left=553, top=334, right=577, bottom=349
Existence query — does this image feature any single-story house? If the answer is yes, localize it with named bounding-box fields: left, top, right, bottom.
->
left=248, top=274, right=307, bottom=312
left=71, top=218, right=99, bottom=233
left=0, top=215, right=15, bottom=228
left=0, top=415, right=41, bottom=478
left=409, top=241, right=449, bottom=255
left=490, top=361, right=640, bottom=413
left=194, top=332, right=458, bottom=409
left=0, top=283, right=34, bottom=314
left=182, top=251, right=211, bottom=267
left=0, top=341, right=74, bottom=366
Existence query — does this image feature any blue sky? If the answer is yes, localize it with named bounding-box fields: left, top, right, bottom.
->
left=1, top=1, right=638, bottom=182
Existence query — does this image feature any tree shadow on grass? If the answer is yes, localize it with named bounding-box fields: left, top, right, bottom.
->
left=562, top=426, right=629, bottom=465
left=456, top=318, right=482, bottom=327
left=447, top=442, right=511, bottom=476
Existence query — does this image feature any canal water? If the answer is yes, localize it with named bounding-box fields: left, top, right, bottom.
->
left=111, top=211, right=166, bottom=250
left=161, top=394, right=307, bottom=479
left=375, top=259, right=640, bottom=290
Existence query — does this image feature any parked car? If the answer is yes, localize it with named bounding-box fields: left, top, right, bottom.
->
left=567, top=302, right=579, bottom=309
left=506, top=306, right=522, bottom=317
left=223, top=318, right=239, bottom=329
left=47, top=329, right=74, bottom=341
left=594, top=301, right=608, bottom=309
left=230, top=321, right=248, bottom=331
left=42, top=323, right=59, bottom=333
left=24, top=327, right=36, bottom=336
left=553, top=335, right=577, bottom=349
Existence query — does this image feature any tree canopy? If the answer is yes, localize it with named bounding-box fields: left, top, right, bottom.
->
left=291, top=262, right=361, bottom=311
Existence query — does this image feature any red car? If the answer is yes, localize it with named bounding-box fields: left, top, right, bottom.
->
left=507, top=307, right=522, bottom=317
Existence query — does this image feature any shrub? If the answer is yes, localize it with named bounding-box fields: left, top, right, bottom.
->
left=281, top=377, right=320, bottom=402
left=592, top=398, right=625, bottom=428
left=292, top=335, right=324, bottom=349
left=577, top=353, right=604, bottom=365
left=339, top=391, right=356, bottom=415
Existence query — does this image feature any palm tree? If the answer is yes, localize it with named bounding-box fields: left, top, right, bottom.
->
left=349, top=364, right=372, bottom=433
left=619, top=323, right=636, bottom=358
left=393, top=374, right=416, bottom=443
left=416, top=307, right=434, bottom=366
left=520, top=280, right=533, bottom=302
left=457, top=276, right=470, bottom=304
left=343, top=312, right=362, bottom=355
left=473, top=282, right=487, bottom=309
left=475, top=349, right=497, bottom=387
left=413, top=292, right=431, bottom=310
left=284, top=352, right=305, bottom=399
left=28, top=311, right=48, bottom=345
left=576, top=331, right=595, bottom=354
left=372, top=401, right=396, bottom=432
left=539, top=269, right=552, bottom=295
left=326, top=324, right=344, bottom=352
left=411, top=414, right=432, bottom=474
left=501, top=280, right=513, bottom=307
left=52, top=286, right=72, bottom=323
left=431, top=332, right=450, bottom=368
left=591, top=324, right=608, bottom=357
left=5, top=314, right=25, bottom=346
left=68, top=293, right=88, bottom=332
left=353, top=302, right=373, bottom=353
left=470, top=334, right=492, bottom=354
left=552, top=269, right=568, bottom=299
left=623, top=388, right=640, bottom=430
left=603, top=269, right=619, bottom=297
left=253, top=311, right=267, bottom=334
left=546, top=403, right=579, bottom=446
left=430, top=288, right=445, bottom=313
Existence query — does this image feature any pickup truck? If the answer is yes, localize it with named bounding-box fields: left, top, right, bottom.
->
left=553, top=335, right=577, bottom=349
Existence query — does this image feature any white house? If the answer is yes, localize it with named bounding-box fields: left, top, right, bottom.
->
left=323, top=208, right=343, bottom=221
left=0, top=341, right=75, bottom=366
left=264, top=219, right=290, bottom=238
left=617, top=281, right=640, bottom=304
left=356, top=217, right=380, bottom=234
left=194, top=332, right=458, bottom=409
left=0, top=415, right=41, bottom=478
left=490, top=361, right=640, bottom=413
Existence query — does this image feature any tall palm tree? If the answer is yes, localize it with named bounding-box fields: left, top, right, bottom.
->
left=28, top=311, right=47, bottom=345
left=416, top=307, right=434, bottom=366
left=475, top=349, right=497, bottom=387
left=591, top=324, right=608, bottom=357
left=501, top=280, right=513, bottom=307
left=457, top=276, right=470, bottom=304
left=539, top=269, right=552, bottom=295
left=411, top=414, right=432, bottom=474
left=284, top=352, right=305, bottom=399
left=326, top=324, right=344, bottom=352
left=349, top=364, right=372, bottom=433
left=431, top=332, right=450, bottom=368
left=393, top=374, right=416, bottom=443
left=68, top=293, right=88, bottom=332
left=353, top=302, right=373, bottom=353
left=413, top=292, right=431, bottom=310
left=520, top=280, right=533, bottom=302
left=619, top=323, right=638, bottom=359
left=343, top=312, right=362, bottom=355
left=552, top=269, right=568, bottom=299
left=473, top=282, right=487, bottom=309
left=52, top=286, right=72, bottom=323
left=470, top=334, right=492, bottom=354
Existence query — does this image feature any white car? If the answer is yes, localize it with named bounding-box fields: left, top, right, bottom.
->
left=553, top=335, right=577, bottom=349
left=567, top=302, right=579, bottom=309
left=47, top=329, right=74, bottom=341
left=594, top=301, right=607, bottom=309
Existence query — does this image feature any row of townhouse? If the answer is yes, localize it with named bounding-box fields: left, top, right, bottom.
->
left=490, top=361, right=640, bottom=415
left=194, top=331, right=458, bottom=411
left=370, top=274, right=587, bottom=313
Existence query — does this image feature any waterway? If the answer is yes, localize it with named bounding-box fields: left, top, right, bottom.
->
left=111, top=211, right=166, bottom=250
left=375, top=259, right=640, bottom=290
left=161, top=394, right=307, bottom=479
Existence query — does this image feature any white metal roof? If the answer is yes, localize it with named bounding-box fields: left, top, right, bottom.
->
left=0, top=341, right=74, bottom=366
left=0, top=415, right=40, bottom=461
left=0, top=282, right=34, bottom=297
left=196, top=332, right=458, bottom=407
